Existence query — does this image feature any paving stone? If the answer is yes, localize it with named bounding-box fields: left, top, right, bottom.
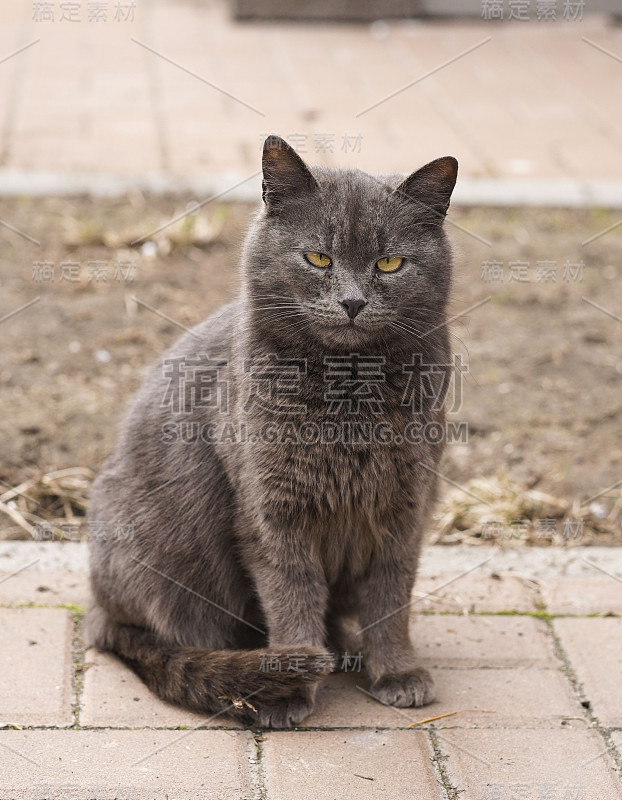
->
left=440, top=729, right=622, bottom=800
left=411, top=614, right=555, bottom=667
left=554, top=617, right=622, bottom=726
left=423, top=667, right=581, bottom=730
left=307, top=663, right=579, bottom=729
left=0, top=4, right=620, bottom=180
left=0, top=608, right=73, bottom=727
left=262, top=729, right=443, bottom=799
left=0, top=730, right=255, bottom=800
left=541, top=577, right=622, bottom=615
left=0, top=569, right=90, bottom=607
left=1, top=554, right=618, bottom=797
left=81, top=649, right=239, bottom=729
left=412, top=573, right=539, bottom=613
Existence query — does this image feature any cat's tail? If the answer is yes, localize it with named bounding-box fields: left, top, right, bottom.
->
left=86, top=609, right=334, bottom=728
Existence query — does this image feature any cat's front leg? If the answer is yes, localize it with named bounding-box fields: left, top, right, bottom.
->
left=251, top=548, right=329, bottom=648
left=358, top=541, right=435, bottom=709
left=245, top=539, right=333, bottom=727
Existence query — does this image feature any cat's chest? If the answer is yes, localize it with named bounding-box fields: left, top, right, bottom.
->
left=313, top=444, right=406, bottom=520
left=223, top=349, right=434, bottom=528
left=232, top=349, right=415, bottom=426
left=260, top=439, right=415, bottom=581
left=259, top=435, right=415, bottom=524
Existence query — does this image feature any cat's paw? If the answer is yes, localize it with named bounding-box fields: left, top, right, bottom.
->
left=257, top=695, right=315, bottom=729
left=251, top=648, right=330, bottom=727
left=369, top=667, right=436, bottom=708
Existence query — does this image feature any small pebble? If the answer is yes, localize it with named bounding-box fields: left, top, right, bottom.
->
left=589, top=502, right=607, bottom=519
left=95, top=349, right=112, bottom=363
left=370, top=20, right=390, bottom=39
left=141, top=241, right=157, bottom=259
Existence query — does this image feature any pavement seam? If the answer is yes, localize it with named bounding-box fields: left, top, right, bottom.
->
left=0, top=23, right=35, bottom=168
left=427, top=728, right=460, bottom=800
left=70, top=610, right=86, bottom=728
left=250, top=733, right=267, bottom=800
left=1, top=602, right=618, bottom=619
left=543, top=617, right=622, bottom=781
left=141, top=0, right=171, bottom=173
left=3, top=722, right=613, bottom=732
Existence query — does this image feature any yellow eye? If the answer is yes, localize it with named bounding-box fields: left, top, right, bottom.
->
left=305, top=252, right=332, bottom=268
left=376, top=257, right=404, bottom=273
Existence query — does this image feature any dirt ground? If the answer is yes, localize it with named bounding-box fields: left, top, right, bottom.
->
left=1, top=197, right=621, bottom=544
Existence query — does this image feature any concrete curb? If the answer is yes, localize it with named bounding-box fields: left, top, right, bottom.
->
left=1, top=541, right=621, bottom=577
left=2, top=170, right=622, bottom=208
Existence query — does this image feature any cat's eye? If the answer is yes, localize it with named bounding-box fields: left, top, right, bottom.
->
left=305, top=252, right=332, bottom=268
left=376, top=257, right=404, bottom=273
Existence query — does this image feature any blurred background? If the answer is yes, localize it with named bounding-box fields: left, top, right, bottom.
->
left=1, top=0, right=621, bottom=545
left=2, top=0, right=622, bottom=181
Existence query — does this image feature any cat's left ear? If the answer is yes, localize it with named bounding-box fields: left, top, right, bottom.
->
left=262, top=135, right=318, bottom=207
left=393, top=156, right=458, bottom=223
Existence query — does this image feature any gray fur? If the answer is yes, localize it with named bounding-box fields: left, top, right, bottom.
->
left=87, top=136, right=458, bottom=727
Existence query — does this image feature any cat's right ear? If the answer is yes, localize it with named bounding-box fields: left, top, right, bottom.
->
left=393, top=156, right=458, bottom=224
left=262, top=135, right=318, bottom=207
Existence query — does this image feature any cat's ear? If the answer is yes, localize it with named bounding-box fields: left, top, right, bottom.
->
left=393, top=156, right=458, bottom=223
left=262, top=135, right=318, bottom=207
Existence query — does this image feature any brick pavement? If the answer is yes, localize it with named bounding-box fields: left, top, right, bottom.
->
left=1, top=545, right=621, bottom=798
left=0, top=0, right=621, bottom=186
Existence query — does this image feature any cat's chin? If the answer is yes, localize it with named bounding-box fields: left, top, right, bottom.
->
left=315, top=321, right=380, bottom=347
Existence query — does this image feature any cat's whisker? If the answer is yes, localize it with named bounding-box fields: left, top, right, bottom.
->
left=388, top=322, right=476, bottom=386
left=253, top=303, right=299, bottom=311
left=250, top=294, right=299, bottom=302
left=387, top=323, right=417, bottom=342
left=399, top=312, right=467, bottom=344
left=255, top=315, right=308, bottom=332
left=399, top=304, right=448, bottom=314
left=255, top=309, right=304, bottom=320
left=276, top=319, right=314, bottom=335
left=276, top=318, right=315, bottom=335
left=387, top=319, right=448, bottom=346
left=389, top=319, right=427, bottom=337
left=402, top=319, right=472, bottom=364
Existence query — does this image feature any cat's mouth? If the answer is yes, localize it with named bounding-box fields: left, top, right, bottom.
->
left=314, top=310, right=383, bottom=339
left=326, top=317, right=381, bottom=338
left=327, top=318, right=362, bottom=330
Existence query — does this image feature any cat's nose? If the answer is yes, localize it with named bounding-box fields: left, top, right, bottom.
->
left=340, top=297, right=367, bottom=319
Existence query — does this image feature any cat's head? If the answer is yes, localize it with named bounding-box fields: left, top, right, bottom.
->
left=243, top=135, right=458, bottom=350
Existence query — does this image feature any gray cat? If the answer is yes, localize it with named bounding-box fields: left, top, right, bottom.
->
left=86, top=136, right=458, bottom=728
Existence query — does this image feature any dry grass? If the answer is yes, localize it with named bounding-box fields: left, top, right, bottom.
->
left=61, top=205, right=228, bottom=254
left=430, top=469, right=621, bottom=546
left=0, top=468, right=92, bottom=541
left=1, top=466, right=620, bottom=545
